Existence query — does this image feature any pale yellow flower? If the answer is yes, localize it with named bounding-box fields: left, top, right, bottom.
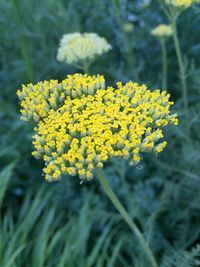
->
left=151, top=24, right=173, bottom=39
left=123, top=23, right=134, bottom=33
left=57, top=33, right=112, bottom=65
left=165, top=0, right=193, bottom=8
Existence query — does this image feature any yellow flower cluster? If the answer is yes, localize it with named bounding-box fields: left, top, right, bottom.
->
left=17, top=74, right=105, bottom=122
left=165, top=0, right=193, bottom=8
left=151, top=24, right=173, bottom=39
left=17, top=74, right=178, bottom=182
left=57, top=33, right=112, bottom=65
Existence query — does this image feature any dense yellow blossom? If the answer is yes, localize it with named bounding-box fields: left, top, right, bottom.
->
left=165, top=0, right=193, bottom=8
left=17, top=74, right=178, bottom=182
left=17, top=74, right=105, bottom=122
left=57, top=33, right=112, bottom=65
left=151, top=24, right=173, bottom=39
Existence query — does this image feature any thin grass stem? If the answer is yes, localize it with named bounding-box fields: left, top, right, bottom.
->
left=12, top=0, right=34, bottom=82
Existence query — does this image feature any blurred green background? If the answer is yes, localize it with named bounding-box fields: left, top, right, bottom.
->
left=1, top=0, right=200, bottom=266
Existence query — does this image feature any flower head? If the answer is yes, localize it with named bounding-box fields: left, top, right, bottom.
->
left=17, top=74, right=178, bottom=182
left=17, top=74, right=105, bottom=122
left=165, top=0, right=193, bottom=8
left=151, top=24, right=173, bottom=39
left=57, top=33, right=112, bottom=65
left=123, top=23, right=134, bottom=33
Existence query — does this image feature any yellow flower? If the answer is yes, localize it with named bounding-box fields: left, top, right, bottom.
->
left=57, top=33, right=112, bottom=65
left=123, top=23, right=134, bottom=33
left=151, top=24, right=173, bottom=39
left=17, top=74, right=105, bottom=122
left=165, top=0, right=193, bottom=8
left=17, top=74, right=178, bottom=182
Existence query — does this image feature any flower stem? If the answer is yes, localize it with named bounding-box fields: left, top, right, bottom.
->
left=171, top=17, right=189, bottom=130
left=82, top=61, right=90, bottom=74
left=12, top=0, right=34, bottom=82
left=160, top=39, right=167, bottom=90
left=110, top=0, right=137, bottom=80
left=97, top=169, right=158, bottom=267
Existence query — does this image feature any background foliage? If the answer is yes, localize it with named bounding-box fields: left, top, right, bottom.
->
left=0, top=0, right=200, bottom=266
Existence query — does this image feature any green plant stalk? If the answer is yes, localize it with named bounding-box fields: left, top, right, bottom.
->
left=97, top=169, right=158, bottom=267
left=160, top=39, right=167, bottom=90
left=171, top=17, right=189, bottom=129
left=82, top=61, right=90, bottom=74
left=114, top=160, right=142, bottom=223
left=12, top=0, right=34, bottom=82
left=124, top=32, right=136, bottom=69
left=72, top=61, right=90, bottom=74
left=111, top=0, right=136, bottom=77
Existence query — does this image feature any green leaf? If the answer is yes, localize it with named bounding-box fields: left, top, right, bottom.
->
left=0, top=161, right=17, bottom=204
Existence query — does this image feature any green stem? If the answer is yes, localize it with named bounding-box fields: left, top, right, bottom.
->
left=97, top=169, right=158, bottom=267
left=82, top=61, right=90, bottom=74
left=171, top=17, right=189, bottom=130
left=114, top=161, right=142, bottom=222
left=160, top=39, right=167, bottom=90
left=111, top=0, right=137, bottom=79
left=12, top=0, right=34, bottom=82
